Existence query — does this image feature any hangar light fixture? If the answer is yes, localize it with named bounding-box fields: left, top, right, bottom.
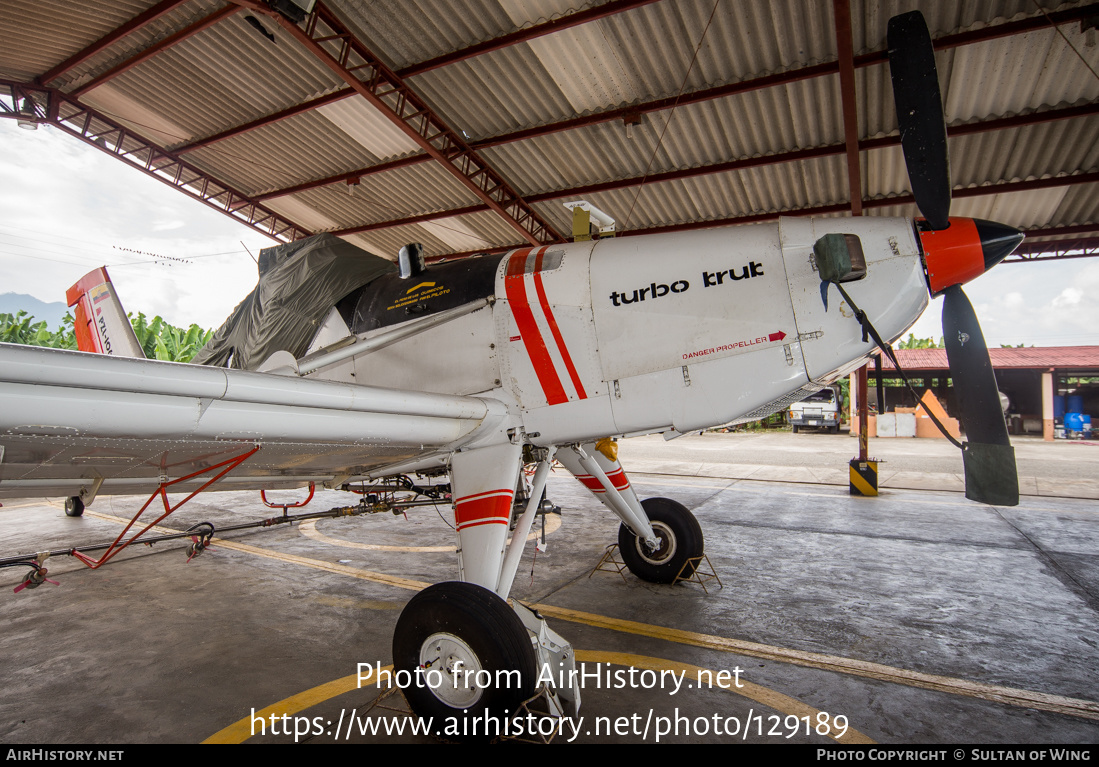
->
left=17, top=97, right=37, bottom=131
left=270, top=0, right=316, bottom=23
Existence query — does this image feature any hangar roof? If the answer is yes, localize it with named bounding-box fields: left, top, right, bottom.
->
left=1, top=0, right=1097, bottom=262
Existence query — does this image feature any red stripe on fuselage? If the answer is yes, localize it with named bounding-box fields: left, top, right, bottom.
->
left=531, top=249, right=587, bottom=400
left=505, top=248, right=568, bottom=405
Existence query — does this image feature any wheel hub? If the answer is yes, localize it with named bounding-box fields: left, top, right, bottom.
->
left=419, top=632, right=484, bottom=708
left=636, top=520, right=676, bottom=565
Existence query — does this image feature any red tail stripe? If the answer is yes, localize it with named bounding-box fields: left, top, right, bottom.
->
left=505, top=248, right=568, bottom=405
left=71, top=301, right=102, bottom=354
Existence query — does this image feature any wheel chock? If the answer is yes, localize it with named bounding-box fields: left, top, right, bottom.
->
left=590, top=545, right=722, bottom=591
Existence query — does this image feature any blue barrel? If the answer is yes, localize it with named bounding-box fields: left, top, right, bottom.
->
left=1067, top=395, right=1085, bottom=413
left=1054, top=395, right=1065, bottom=419
left=1065, top=412, right=1084, bottom=431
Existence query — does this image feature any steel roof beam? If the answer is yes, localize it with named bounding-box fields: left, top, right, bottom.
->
left=252, top=153, right=427, bottom=201
left=417, top=174, right=1099, bottom=260
left=260, top=1, right=561, bottom=245
left=255, top=91, right=1098, bottom=207
left=330, top=205, right=486, bottom=237
left=1005, top=237, right=1099, bottom=262
left=175, top=88, right=355, bottom=154
left=70, top=5, right=240, bottom=98
left=314, top=103, right=1097, bottom=235
left=1, top=81, right=311, bottom=242
left=832, top=0, right=862, bottom=216
left=472, top=2, right=1099, bottom=150
left=1011, top=224, right=1099, bottom=261
left=395, top=0, right=662, bottom=79
left=167, top=0, right=661, bottom=155
left=610, top=173, right=1099, bottom=235
left=37, top=0, right=192, bottom=86
left=247, top=4, right=1099, bottom=203
left=179, top=2, right=1097, bottom=198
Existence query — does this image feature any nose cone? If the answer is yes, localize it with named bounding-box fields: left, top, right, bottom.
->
left=919, top=217, right=1024, bottom=294
left=974, top=219, right=1024, bottom=271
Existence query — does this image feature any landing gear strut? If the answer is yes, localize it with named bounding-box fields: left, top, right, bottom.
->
left=393, top=582, right=537, bottom=730
left=618, top=497, right=704, bottom=583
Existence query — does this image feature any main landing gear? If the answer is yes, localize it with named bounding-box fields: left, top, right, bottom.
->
left=393, top=582, right=537, bottom=727
left=618, top=497, right=704, bottom=583
left=64, top=496, right=84, bottom=517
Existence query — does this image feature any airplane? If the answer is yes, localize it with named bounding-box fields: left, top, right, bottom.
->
left=0, top=11, right=1023, bottom=729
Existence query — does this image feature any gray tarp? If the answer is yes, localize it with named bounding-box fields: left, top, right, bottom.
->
left=191, top=233, right=394, bottom=370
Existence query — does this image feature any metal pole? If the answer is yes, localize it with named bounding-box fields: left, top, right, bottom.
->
left=875, top=352, right=885, bottom=417
left=858, top=363, right=869, bottom=461
left=496, top=447, right=556, bottom=599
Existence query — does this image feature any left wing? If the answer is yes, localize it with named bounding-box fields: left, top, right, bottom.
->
left=0, top=343, right=505, bottom=500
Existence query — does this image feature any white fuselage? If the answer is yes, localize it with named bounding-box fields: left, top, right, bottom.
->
left=328, top=216, right=929, bottom=451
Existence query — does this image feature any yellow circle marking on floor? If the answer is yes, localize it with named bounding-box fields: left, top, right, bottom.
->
left=297, top=513, right=562, bottom=553
left=202, top=664, right=391, bottom=744
left=202, top=653, right=870, bottom=744
left=578, top=651, right=872, bottom=744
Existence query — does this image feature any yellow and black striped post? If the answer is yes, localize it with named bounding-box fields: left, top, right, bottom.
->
left=849, top=459, right=878, bottom=496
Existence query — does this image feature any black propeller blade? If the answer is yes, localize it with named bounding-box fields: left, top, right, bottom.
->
left=887, top=11, right=951, bottom=230
left=942, top=286, right=1019, bottom=506
left=886, top=10, right=1021, bottom=505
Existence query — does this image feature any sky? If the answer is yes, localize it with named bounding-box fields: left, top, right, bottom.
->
left=0, top=120, right=271, bottom=330
left=1, top=118, right=1097, bottom=346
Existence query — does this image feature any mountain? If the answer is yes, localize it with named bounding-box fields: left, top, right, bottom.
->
left=0, top=293, right=69, bottom=329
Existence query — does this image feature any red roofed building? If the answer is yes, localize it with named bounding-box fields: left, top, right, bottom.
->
left=870, top=346, right=1099, bottom=440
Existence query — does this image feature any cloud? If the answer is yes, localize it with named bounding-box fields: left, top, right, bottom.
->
left=1051, top=288, right=1082, bottom=307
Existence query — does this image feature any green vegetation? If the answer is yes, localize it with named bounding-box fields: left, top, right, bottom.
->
left=0, top=310, right=212, bottom=363
left=896, top=333, right=944, bottom=349
left=0, top=310, right=76, bottom=349
left=129, top=312, right=213, bottom=362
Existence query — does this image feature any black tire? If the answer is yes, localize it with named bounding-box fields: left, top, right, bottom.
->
left=618, top=497, right=704, bottom=584
left=65, top=496, right=84, bottom=517
left=392, top=582, right=536, bottom=733
left=791, top=425, right=799, bottom=434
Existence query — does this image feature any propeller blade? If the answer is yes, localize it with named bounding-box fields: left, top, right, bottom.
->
left=888, top=11, right=951, bottom=230
left=941, top=285, right=1019, bottom=505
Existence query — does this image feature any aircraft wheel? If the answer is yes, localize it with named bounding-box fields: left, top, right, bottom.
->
left=618, top=497, right=704, bottom=584
left=392, top=581, right=536, bottom=734
left=65, top=496, right=85, bottom=517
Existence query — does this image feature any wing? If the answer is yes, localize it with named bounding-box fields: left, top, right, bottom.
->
left=0, top=343, right=504, bottom=500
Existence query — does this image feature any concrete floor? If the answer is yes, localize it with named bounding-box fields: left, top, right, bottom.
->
left=2, top=432, right=1098, bottom=745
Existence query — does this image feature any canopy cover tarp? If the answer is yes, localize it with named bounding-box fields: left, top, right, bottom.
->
left=192, top=233, right=394, bottom=369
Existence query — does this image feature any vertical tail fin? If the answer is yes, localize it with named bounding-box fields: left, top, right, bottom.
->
left=65, top=267, right=146, bottom=358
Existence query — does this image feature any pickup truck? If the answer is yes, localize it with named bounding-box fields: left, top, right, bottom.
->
left=788, top=387, right=841, bottom=433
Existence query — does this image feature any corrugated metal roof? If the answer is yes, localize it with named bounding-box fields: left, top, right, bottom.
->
left=0, top=0, right=1096, bottom=257
left=884, top=346, right=1099, bottom=370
